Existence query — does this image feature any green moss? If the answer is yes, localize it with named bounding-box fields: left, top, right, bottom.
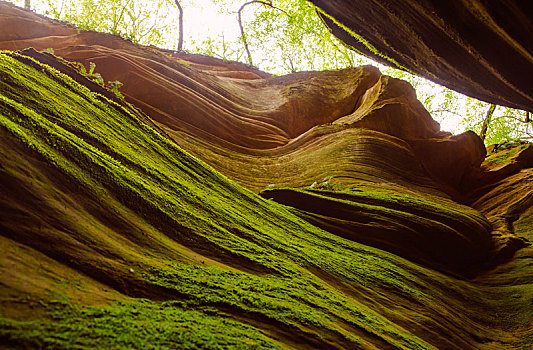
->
left=0, top=299, right=283, bottom=349
left=485, top=144, right=530, bottom=165
left=312, top=5, right=413, bottom=74
left=0, top=51, right=435, bottom=349
left=0, top=50, right=530, bottom=349
left=262, top=183, right=491, bottom=241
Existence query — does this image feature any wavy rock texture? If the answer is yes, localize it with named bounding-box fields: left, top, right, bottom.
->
left=310, top=0, right=533, bottom=112
left=0, top=3, right=532, bottom=349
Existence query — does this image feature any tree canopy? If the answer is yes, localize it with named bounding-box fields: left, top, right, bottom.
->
left=8, top=0, right=532, bottom=145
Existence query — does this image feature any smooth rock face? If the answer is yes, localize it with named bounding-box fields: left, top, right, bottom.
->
left=0, top=3, right=482, bottom=195
left=260, top=185, right=493, bottom=277
left=0, top=0, right=528, bottom=276
left=0, top=3, right=532, bottom=349
left=310, top=0, right=533, bottom=112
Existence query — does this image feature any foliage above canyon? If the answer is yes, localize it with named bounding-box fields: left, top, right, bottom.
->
left=0, top=2, right=532, bottom=349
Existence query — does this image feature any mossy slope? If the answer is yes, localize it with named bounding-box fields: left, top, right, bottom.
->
left=0, top=51, right=531, bottom=349
left=260, top=184, right=493, bottom=277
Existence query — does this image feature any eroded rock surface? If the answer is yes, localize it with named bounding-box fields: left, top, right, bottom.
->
left=310, top=0, right=533, bottom=112
left=0, top=3, right=532, bottom=349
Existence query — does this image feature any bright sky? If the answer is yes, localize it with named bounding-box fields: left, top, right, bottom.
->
left=9, top=0, right=465, bottom=133
left=181, top=1, right=241, bottom=42
left=138, top=0, right=472, bottom=133
left=11, top=0, right=530, bottom=140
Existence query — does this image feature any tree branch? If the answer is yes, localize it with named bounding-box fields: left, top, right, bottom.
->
left=480, top=104, right=496, bottom=142
left=238, top=1, right=286, bottom=66
left=429, top=108, right=463, bottom=118
left=174, top=0, right=184, bottom=51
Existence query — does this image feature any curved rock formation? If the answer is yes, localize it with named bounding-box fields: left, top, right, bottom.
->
left=0, top=3, right=481, bottom=194
left=310, top=0, right=533, bottom=112
left=260, top=184, right=493, bottom=277
left=0, top=0, right=529, bottom=277
left=0, top=3, right=532, bottom=349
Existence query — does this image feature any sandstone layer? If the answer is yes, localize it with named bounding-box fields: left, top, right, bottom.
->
left=310, top=0, right=533, bottom=112
left=0, top=3, right=532, bottom=349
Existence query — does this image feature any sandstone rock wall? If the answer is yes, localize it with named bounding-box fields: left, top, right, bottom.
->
left=310, top=0, right=533, bottom=112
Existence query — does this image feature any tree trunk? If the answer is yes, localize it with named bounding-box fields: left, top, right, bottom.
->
left=174, top=0, right=184, bottom=52
left=238, top=1, right=281, bottom=66
left=238, top=2, right=254, bottom=66
left=479, top=104, right=496, bottom=142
